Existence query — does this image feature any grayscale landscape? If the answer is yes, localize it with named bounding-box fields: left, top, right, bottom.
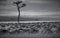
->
left=0, top=0, right=60, bottom=38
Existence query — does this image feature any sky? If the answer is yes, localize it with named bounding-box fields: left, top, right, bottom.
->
left=0, top=0, right=60, bottom=17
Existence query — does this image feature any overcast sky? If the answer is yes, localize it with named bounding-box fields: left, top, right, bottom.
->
left=0, top=0, right=60, bottom=17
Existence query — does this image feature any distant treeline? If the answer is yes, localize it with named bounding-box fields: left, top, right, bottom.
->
left=0, top=16, right=60, bottom=21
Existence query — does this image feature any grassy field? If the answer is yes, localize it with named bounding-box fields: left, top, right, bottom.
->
left=0, top=22, right=60, bottom=38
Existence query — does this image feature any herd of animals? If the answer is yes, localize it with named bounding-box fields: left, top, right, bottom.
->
left=0, top=22, right=60, bottom=34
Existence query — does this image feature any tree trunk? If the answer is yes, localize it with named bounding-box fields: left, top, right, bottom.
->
left=17, top=5, right=20, bottom=24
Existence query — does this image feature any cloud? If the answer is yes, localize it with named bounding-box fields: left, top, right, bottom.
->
left=30, top=1, right=49, bottom=3
left=0, top=0, right=60, bottom=17
left=0, top=0, right=7, bottom=1
left=0, top=0, right=7, bottom=6
left=29, top=0, right=60, bottom=3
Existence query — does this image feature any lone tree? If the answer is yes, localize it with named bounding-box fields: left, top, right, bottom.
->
left=13, top=1, right=26, bottom=24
